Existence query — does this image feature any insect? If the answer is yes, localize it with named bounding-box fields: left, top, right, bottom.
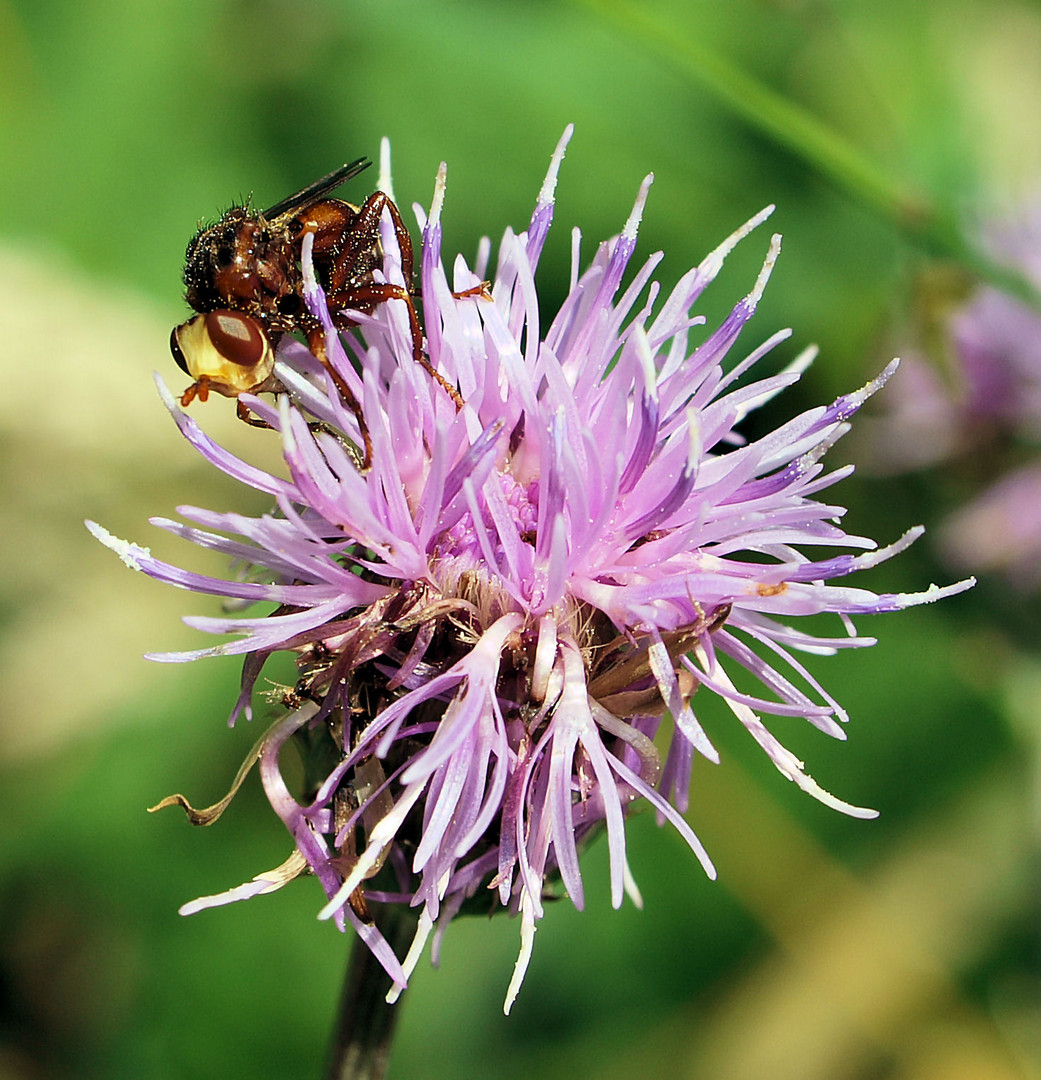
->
left=331, top=753, right=396, bottom=925
left=170, top=158, right=459, bottom=465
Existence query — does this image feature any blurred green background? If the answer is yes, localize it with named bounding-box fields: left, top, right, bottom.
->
left=1, top=0, right=1039, bottom=1077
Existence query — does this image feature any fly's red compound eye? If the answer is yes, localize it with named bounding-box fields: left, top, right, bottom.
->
left=171, top=310, right=275, bottom=399
left=205, top=309, right=268, bottom=367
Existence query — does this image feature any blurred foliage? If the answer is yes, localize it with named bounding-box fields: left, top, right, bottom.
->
left=1, top=0, right=1039, bottom=1077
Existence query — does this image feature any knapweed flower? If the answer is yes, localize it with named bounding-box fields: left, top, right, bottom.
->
left=861, top=197, right=1041, bottom=585
left=89, top=129, right=971, bottom=1011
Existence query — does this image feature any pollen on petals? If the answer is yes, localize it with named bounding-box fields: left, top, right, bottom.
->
left=85, top=520, right=151, bottom=571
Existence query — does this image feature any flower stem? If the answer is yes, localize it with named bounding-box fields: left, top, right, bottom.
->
left=575, top=0, right=1041, bottom=312
left=325, top=905, right=418, bottom=1080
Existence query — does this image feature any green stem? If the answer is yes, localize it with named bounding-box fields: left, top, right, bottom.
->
left=574, top=0, right=1041, bottom=311
left=325, top=905, right=418, bottom=1080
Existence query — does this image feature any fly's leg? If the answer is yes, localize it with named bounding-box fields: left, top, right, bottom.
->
left=339, top=282, right=464, bottom=409
left=329, top=190, right=414, bottom=285
left=324, top=190, right=463, bottom=411
left=305, top=326, right=374, bottom=470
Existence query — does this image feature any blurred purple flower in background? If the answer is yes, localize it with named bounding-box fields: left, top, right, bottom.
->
left=89, top=130, right=971, bottom=1010
left=864, top=198, right=1041, bottom=586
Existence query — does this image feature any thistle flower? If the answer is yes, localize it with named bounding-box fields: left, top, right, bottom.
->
left=89, top=129, right=971, bottom=1012
left=861, top=196, right=1041, bottom=585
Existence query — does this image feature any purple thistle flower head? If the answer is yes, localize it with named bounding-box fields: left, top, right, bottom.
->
left=89, top=129, right=972, bottom=1011
left=860, top=196, right=1041, bottom=585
